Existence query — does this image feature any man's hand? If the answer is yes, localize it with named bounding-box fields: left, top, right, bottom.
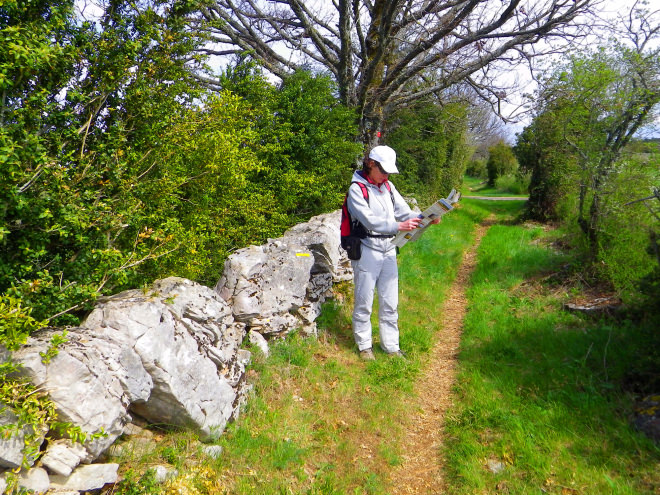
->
left=398, top=217, right=422, bottom=231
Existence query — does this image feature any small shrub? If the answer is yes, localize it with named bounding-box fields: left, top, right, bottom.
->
left=495, top=171, right=530, bottom=195
left=0, top=296, right=46, bottom=351
left=113, top=469, right=162, bottom=495
left=486, top=141, right=518, bottom=187
left=465, top=157, right=487, bottom=178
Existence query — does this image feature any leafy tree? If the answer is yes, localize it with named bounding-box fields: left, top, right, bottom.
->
left=130, top=67, right=362, bottom=286
left=131, top=90, right=268, bottom=284
left=514, top=5, right=660, bottom=300
left=518, top=33, right=660, bottom=250
left=255, top=69, right=363, bottom=220
left=514, top=115, right=565, bottom=221
left=386, top=100, right=469, bottom=202
left=486, top=141, right=518, bottom=187
left=218, top=63, right=363, bottom=209
left=0, top=0, right=209, bottom=323
left=465, top=158, right=487, bottom=179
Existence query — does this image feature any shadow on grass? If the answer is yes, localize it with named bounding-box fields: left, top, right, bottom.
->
left=445, top=222, right=660, bottom=494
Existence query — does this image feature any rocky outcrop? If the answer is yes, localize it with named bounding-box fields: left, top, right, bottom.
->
left=1, top=210, right=351, bottom=493
left=216, top=211, right=350, bottom=336
left=0, top=407, right=28, bottom=470
left=5, top=277, right=251, bottom=492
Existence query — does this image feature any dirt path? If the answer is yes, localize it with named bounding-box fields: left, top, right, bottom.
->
left=389, top=221, right=491, bottom=495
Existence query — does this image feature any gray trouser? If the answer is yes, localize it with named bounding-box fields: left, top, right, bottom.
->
left=351, top=246, right=400, bottom=353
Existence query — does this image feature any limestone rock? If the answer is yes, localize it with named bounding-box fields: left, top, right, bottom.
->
left=201, top=445, right=223, bottom=459
left=0, top=403, right=47, bottom=470
left=282, top=211, right=346, bottom=280
left=13, top=328, right=143, bottom=458
left=151, top=464, right=178, bottom=483
left=248, top=330, right=269, bottom=357
left=11, top=277, right=251, bottom=468
left=17, top=467, right=50, bottom=494
left=0, top=406, right=26, bottom=469
left=49, top=463, right=118, bottom=492
left=249, top=311, right=301, bottom=336
left=121, top=422, right=153, bottom=438
left=5, top=210, right=348, bottom=479
left=40, top=439, right=91, bottom=477
left=632, top=394, right=660, bottom=443
left=216, top=245, right=268, bottom=320
left=216, top=241, right=314, bottom=335
left=85, top=277, right=249, bottom=442
left=485, top=459, right=506, bottom=474
left=216, top=211, right=349, bottom=338
left=0, top=344, right=9, bottom=364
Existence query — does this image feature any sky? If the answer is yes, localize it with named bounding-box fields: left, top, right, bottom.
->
left=74, top=0, right=658, bottom=140
left=500, top=0, right=660, bottom=141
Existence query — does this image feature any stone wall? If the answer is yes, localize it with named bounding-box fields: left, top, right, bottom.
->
left=1, top=211, right=350, bottom=494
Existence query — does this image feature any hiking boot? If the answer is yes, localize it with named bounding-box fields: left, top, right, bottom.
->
left=360, top=348, right=376, bottom=361
left=386, top=350, right=406, bottom=359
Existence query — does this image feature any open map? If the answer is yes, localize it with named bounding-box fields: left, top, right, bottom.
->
left=392, top=189, right=461, bottom=248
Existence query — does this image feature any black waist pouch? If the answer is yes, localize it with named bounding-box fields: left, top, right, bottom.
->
left=341, top=236, right=362, bottom=260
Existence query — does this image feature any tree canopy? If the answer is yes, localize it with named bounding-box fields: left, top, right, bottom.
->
left=514, top=3, right=660, bottom=296
left=517, top=34, right=660, bottom=231
left=486, top=141, right=518, bottom=187
left=0, top=0, right=362, bottom=326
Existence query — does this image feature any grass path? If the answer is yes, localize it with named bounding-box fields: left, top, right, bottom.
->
left=389, top=219, right=492, bottom=494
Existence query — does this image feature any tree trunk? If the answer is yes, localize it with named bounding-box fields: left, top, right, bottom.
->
left=361, top=109, right=384, bottom=148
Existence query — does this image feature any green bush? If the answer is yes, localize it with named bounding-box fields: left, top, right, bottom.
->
left=465, top=157, right=487, bottom=178
left=515, top=117, right=574, bottom=222
left=0, top=0, right=209, bottom=324
left=386, top=100, right=470, bottom=203
left=0, top=295, right=46, bottom=351
left=593, top=156, right=660, bottom=301
left=486, top=141, right=518, bottom=187
left=139, top=66, right=363, bottom=285
left=219, top=65, right=363, bottom=218
left=1, top=28, right=362, bottom=321
left=113, top=469, right=162, bottom=495
left=495, top=171, right=531, bottom=195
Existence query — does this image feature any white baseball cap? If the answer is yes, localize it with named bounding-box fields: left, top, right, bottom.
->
left=369, top=145, right=398, bottom=174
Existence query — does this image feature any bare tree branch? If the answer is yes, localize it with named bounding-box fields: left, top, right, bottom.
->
left=192, top=0, right=601, bottom=142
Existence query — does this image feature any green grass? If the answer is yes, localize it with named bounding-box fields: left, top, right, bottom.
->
left=201, top=205, right=482, bottom=494
left=444, top=209, right=660, bottom=494
left=462, top=175, right=528, bottom=197
left=106, top=191, right=659, bottom=495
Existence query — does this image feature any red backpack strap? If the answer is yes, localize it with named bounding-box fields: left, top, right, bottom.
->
left=341, top=182, right=369, bottom=237
left=351, top=180, right=390, bottom=206
left=342, top=182, right=369, bottom=207
left=354, top=181, right=369, bottom=202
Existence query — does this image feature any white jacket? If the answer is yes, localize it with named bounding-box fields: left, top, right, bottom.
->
left=346, top=171, right=418, bottom=253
